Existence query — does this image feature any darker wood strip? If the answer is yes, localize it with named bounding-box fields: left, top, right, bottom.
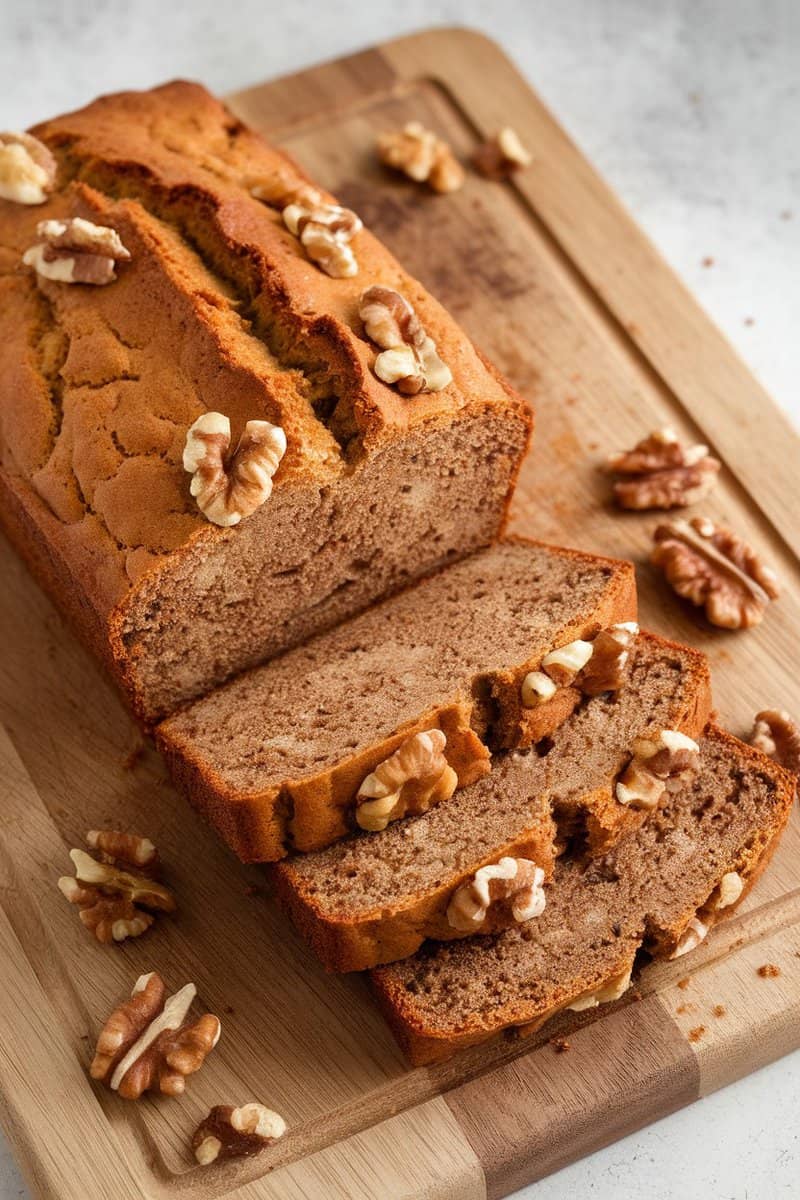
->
left=445, top=995, right=698, bottom=1200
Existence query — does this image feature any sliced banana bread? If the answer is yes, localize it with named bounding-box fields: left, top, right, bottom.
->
left=157, top=539, right=636, bottom=861
left=371, top=727, right=795, bottom=1064
left=273, top=631, right=711, bottom=971
left=0, top=81, right=531, bottom=725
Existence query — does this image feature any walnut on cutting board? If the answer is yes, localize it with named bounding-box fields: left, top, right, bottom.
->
left=90, top=973, right=220, bottom=1100
left=750, top=709, right=800, bottom=780
left=58, top=830, right=175, bottom=943
left=472, top=127, right=532, bottom=180
left=377, top=121, right=465, bottom=193
left=193, top=1104, right=287, bottom=1165
left=606, top=428, right=720, bottom=510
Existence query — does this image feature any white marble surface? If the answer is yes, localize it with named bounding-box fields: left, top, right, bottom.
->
left=1, top=1, right=798, bottom=1197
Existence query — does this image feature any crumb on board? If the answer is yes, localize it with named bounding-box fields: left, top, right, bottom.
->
left=712, top=1004, right=726, bottom=1018
left=223, top=1004, right=235, bottom=1015
left=677, top=1002, right=698, bottom=1016
left=688, top=1026, right=706, bottom=1043
left=757, top=963, right=781, bottom=978
left=677, top=976, right=692, bottom=990
left=550, top=1036, right=571, bottom=1053
left=630, top=988, right=643, bottom=1003
left=744, top=316, right=755, bottom=326
left=701, top=256, right=714, bottom=268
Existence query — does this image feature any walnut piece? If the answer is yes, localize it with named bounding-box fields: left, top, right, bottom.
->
left=669, top=915, right=709, bottom=960
left=521, top=622, right=639, bottom=707
left=355, top=729, right=458, bottom=832
left=90, top=972, right=220, bottom=1100
left=568, top=965, right=632, bottom=1011
left=23, top=217, right=131, bottom=285
left=282, top=200, right=363, bottom=278
left=359, top=285, right=452, bottom=395
left=606, top=428, right=720, bottom=510
left=472, top=127, right=532, bottom=180
left=249, top=171, right=322, bottom=211
left=0, top=131, right=57, bottom=204
left=750, top=709, right=800, bottom=778
left=58, top=832, right=175, bottom=944
left=377, top=121, right=465, bottom=193
left=652, top=516, right=780, bottom=629
left=193, top=1104, right=287, bottom=1166
left=616, top=729, right=700, bottom=810
left=447, top=857, right=546, bottom=932
left=183, top=412, right=287, bottom=527
left=714, top=871, right=744, bottom=910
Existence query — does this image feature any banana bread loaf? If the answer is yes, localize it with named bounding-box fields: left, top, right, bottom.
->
left=273, top=631, right=711, bottom=971
left=157, top=539, right=636, bottom=861
left=371, top=727, right=794, bottom=1064
left=0, top=81, right=531, bottom=724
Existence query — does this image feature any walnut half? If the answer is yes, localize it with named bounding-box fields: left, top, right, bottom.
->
left=606, top=428, right=720, bottom=510
left=90, top=973, right=221, bottom=1100
left=472, top=127, right=532, bottom=180
left=447, top=857, right=546, bottom=932
left=652, top=517, right=780, bottom=629
left=359, top=285, right=452, bottom=395
left=520, top=622, right=639, bottom=707
left=193, top=1104, right=287, bottom=1166
left=0, top=131, right=57, bottom=204
left=750, top=709, right=800, bottom=780
left=377, top=122, right=464, bottom=193
left=355, top=729, right=458, bottom=832
left=183, top=412, right=287, bottom=527
left=282, top=200, right=363, bottom=278
left=23, top=217, right=131, bottom=285
left=58, top=831, right=175, bottom=943
left=616, top=729, right=700, bottom=810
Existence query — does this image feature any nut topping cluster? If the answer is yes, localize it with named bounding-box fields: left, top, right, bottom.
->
left=58, top=830, right=175, bottom=943
left=521, top=622, right=639, bottom=707
left=615, top=729, right=700, bottom=811
left=91, top=973, right=220, bottom=1100
left=355, top=729, right=458, bottom=832
left=359, top=285, right=452, bottom=395
left=447, top=857, right=546, bottom=932
left=23, top=217, right=131, bottom=285
left=472, top=127, right=532, bottom=180
left=282, top=199, right=363, bottom=278
left=0, top=131, right=57, bottom=204
left=377, top=121, right=464, bottom=194
left=193, top=1103, right=287, bottom=1166
left=183, top=412, right=287, bottom=527
left=568, top=965, right=632, bottom=1011
left=750, top=709, right=800, bottom=780
left=651, top=517, right=780, bottom=629
left=606, top=428, right=720, bottom=510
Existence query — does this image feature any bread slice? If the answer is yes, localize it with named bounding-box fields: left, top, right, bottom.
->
left=0, top=81, right=531, bottom=725
left=273, top=632, right=710, bottom=971
left=157, top=539, right=636, bottom=862
left=371, top=727, right=795, bottom=1064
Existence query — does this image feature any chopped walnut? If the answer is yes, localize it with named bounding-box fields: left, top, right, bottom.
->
left=0, top=131, right=57, bottom=204
left=58, top=833, right=175, bottom=944
left=578, top=622, right=639, bottom=695
left=472, top=127, right=532, bottom=180
left=90, top=973, right=220, bottom=1100
left=359, top=285, right=452, bottom=394
left=355, top=729, right=458, bottom=832
left=446, top=857, right=546, bottom=932
left=193, top=1104, right=287, bottom=1165
left=669, top=915, right=709, bottom=960
left=714, top=871, right=744, bottom=910
left=282, top=200, right=362, bottom=278
left=377, top=121, right=464, bottom=193
left=568, top=965, right=632, bottom=1011
left=23, top=217, right=131, bottom=285
left=183, top=412, right=286, bottom=527
left=652, top=516, right=780, bottom=629
left=520, top=623, right=639, bottom=707
left=606, top=428, right=720, bottom=510
left=249, top=170, right=322, bottom=210
left=750, top=709, right=800, bottom=779
left=616, top=729, right=700, bottom=810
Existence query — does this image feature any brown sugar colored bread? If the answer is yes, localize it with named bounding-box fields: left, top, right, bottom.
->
left=273, top=631, right=711, bottom=971
left=0, top=81, right=531, bottom=725
left=370, top=727, right=795, bottom=1064
left=157, top=539, right=636, bottom=862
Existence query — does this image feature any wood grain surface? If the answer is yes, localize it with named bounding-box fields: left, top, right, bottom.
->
left=1, top=27, right=799, bottom=1200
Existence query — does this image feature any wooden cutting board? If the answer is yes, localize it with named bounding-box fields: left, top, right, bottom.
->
left=1, top=28, right=799, bottom=1200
